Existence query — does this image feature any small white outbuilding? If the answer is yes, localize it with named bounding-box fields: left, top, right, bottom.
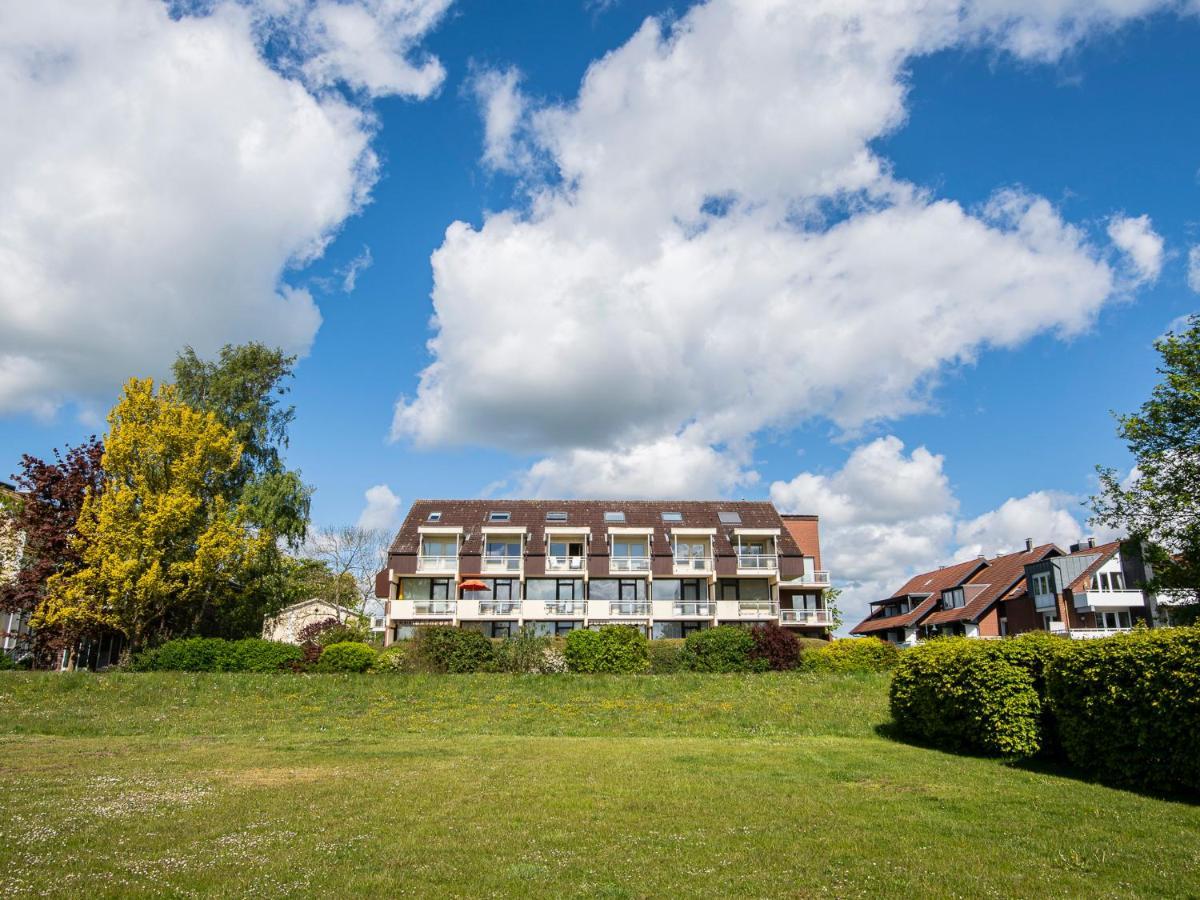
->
left=262, top=599, right=360, bottom=644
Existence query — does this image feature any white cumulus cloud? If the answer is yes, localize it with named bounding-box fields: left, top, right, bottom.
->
left=770, top=436, right=1098, bottom=632
left=394, top=0, right=1174, bottom=495
left=1107, top=214, right=1164, bottom=285
left=1187, top=246, right=1200, bottom=293
left=357, top=483, right=403, bottom=531
left=0, top=0, right=447, bottom=418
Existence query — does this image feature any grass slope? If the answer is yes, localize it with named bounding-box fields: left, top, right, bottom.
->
left=0, top=672, right=1197, bottom=898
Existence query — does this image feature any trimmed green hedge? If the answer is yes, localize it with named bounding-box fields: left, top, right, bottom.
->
left=412, top=626, right=496, bottom=673
left=679, top=626, right=765, bottom=673
left=315, top=641, right=378, bottom=673
left=1046, top=627, right=1200, bottom=794
left=648, top=639, right=686, bottom=673
left=889, top=639, right=1042, bottom=756
left=134, top=637, right=302, bottom=673
left=564, top=626, right=649, bottom=674
left=890, top=628, right=1200, bottom=794
left=800, top=637, right=899, bottom=673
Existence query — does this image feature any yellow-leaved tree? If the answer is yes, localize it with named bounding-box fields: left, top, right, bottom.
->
left=37, top=379, right=271, bottom=652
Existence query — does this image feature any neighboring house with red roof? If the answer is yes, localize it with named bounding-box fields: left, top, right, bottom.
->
left=850, top=557, right=985, bottom=645
left=854, top=536, right=1157, bottom=645
left=1022, top=538, right=1153, bottom=637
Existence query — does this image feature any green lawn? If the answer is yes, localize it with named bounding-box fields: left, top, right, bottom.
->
left=1, top=672, right=1197, bottom=898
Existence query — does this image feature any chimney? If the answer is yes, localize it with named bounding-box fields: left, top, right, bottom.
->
left=1025, top=538, right=1033, bottom=552
left=1087, top=536, right=1096, bottom=549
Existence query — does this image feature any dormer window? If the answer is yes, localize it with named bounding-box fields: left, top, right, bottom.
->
left=661, top=511, right=683, bottom=522
left=718, top=511, right=742, bottom=524
left=942, top=588, right=966, bottom=610
left=604, top=511, right=625, bottom=523
left=488, top=511, right=511, bottom=522
left=546, top=511, right=568, bottom=522
left=427, top=511, right=442, bottom=522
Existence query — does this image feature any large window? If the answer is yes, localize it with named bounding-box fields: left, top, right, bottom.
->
left=485, top=539, right=522, bottom=571
left=525, top=579, right=557, bottom=602
left=421, top=538, right=457, bottom=558
left=548, top=539, right=585, bottom=570
left=942, top=588, right=966, bottom=610
left=591, top=578, right=646, bottom=613
left=1031, top=572, right=1053, bottom=595
left=470, top=578, right=515, bottom=600
left=655, top=578, right=708, bottom=614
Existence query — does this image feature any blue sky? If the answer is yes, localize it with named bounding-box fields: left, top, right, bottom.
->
left=1, top=0, right=1197, bottom=624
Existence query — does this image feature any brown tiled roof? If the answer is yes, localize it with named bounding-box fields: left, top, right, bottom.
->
left=1062, top=541, right=1123, bottom=593
left=388, top=499, right=806, bottom=559
left=851, top=557, right=986, bottom=635
left=922, top=543, right=1058, bottom=626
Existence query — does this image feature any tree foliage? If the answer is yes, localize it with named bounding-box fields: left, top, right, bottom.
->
left=0, top=439, right=104, bottom=662
left=173, top=343, right=311, bottom=546
left=1092, top=315, right=1200, bottom=610
left=36, top=379, right=271, bottom=651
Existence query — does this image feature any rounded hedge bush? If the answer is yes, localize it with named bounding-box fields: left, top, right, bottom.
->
left=679, top=626, right=765, bottom=673
left=564, top=625, right=649, bottom=674
left=750, top=623, right=801, bottom=671
left=1046, top=626, right=1200, bottom=794
left=648, top=639, right=686, bottom=673
left=135, top=637, right=302, bottom=672
left=799, top=637, right=899, bottom=673
left=412, top=626, right=496, bottom=673
left=889, top=638, right=1042, bottom=757
left=315, top=641, right=378, bottom=673
left=371, top=644, right=414, bottom=673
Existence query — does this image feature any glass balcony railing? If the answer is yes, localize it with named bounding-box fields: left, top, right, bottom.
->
left=610, top=557, right=651, bottom=573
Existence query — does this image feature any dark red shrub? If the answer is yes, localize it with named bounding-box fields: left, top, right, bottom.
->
left=750, top=623, right=801, bottom=671
left=296, top=617, right=339, bottom=645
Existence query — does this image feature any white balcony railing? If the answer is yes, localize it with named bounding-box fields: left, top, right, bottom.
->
left=738, top=601, right=779, bottom=617
left=477, top=599, right=522, bottom=616
left=780, top=608, right=832, bottom=626
left=1069, top=627, right=1133, bottom=639
left=413, top=600, right=456, bottom=616
left=546, top=555, right=586, bottom=572
left=1073, top=589, right=1146, bottom=611
left=736, top=554, right=778, bottom=572
left=611, top=556, right=651, bottom=573
left=609, top=601, right=651, bottom=616
left=544, top=600, right=586, bottom=616
left=673, top=556, right=713, bottom=573
left=673, top=602, right=713, bottom=617
left=417, top=555, right=458, bottom=573
left=800, top=570, right=831, bottom=586
left=481, top=554, right=522, bottom=573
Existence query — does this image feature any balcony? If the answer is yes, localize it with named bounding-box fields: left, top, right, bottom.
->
left=1073, top=589, right=1145, bottom=612
left=1069, top=627, right=1133, bottom=639
left=417, top=555, right=458, bottom=574
left=477, top=599, right=522, bottom=617
left=737, top=601, right=779, bottom=618
left=391, top=599, right=457, bottom=619
left=608, top=601, right=651, bottom=617
left=736, top=554, right=778, bottom=574
left=610, top=556, right=651, bottom=574
left=799, top=570, right=831, bottom=586
left=544, top=599, right=586, bottom=616
left=780, top=608, right=833, bottom=626
left=673, top=555, right=713, bottom=575
left=481, top=554, right=522, bottom=574
left=546, top=555, right=586, bottom=573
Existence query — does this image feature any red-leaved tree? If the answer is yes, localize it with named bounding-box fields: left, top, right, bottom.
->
left=0, top=438, right=104, bottom=666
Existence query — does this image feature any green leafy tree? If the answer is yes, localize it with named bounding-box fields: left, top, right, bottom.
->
left=1092, top=315, right=1200, bottom=618
left=172, top=343, right=311, bottom=545
left=823, top=586, right=844, bottom=630
left=37, top=379, right=271, bottom=653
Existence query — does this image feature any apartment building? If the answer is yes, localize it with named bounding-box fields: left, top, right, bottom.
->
left=1023, top=538, right=1153, bottom=637
left=852, top=535, right=1155, bottom=644
left=374, top=500, right=832, bottom=642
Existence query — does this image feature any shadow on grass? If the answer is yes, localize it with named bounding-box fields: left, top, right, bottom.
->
left=872, top=721, right=1199, bottom=806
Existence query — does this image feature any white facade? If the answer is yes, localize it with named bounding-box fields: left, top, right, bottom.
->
left=262, top=599, right=360, bottom=644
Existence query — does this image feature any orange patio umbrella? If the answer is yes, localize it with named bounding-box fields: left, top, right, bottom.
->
left=458, top=579, right=489, bottom=592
